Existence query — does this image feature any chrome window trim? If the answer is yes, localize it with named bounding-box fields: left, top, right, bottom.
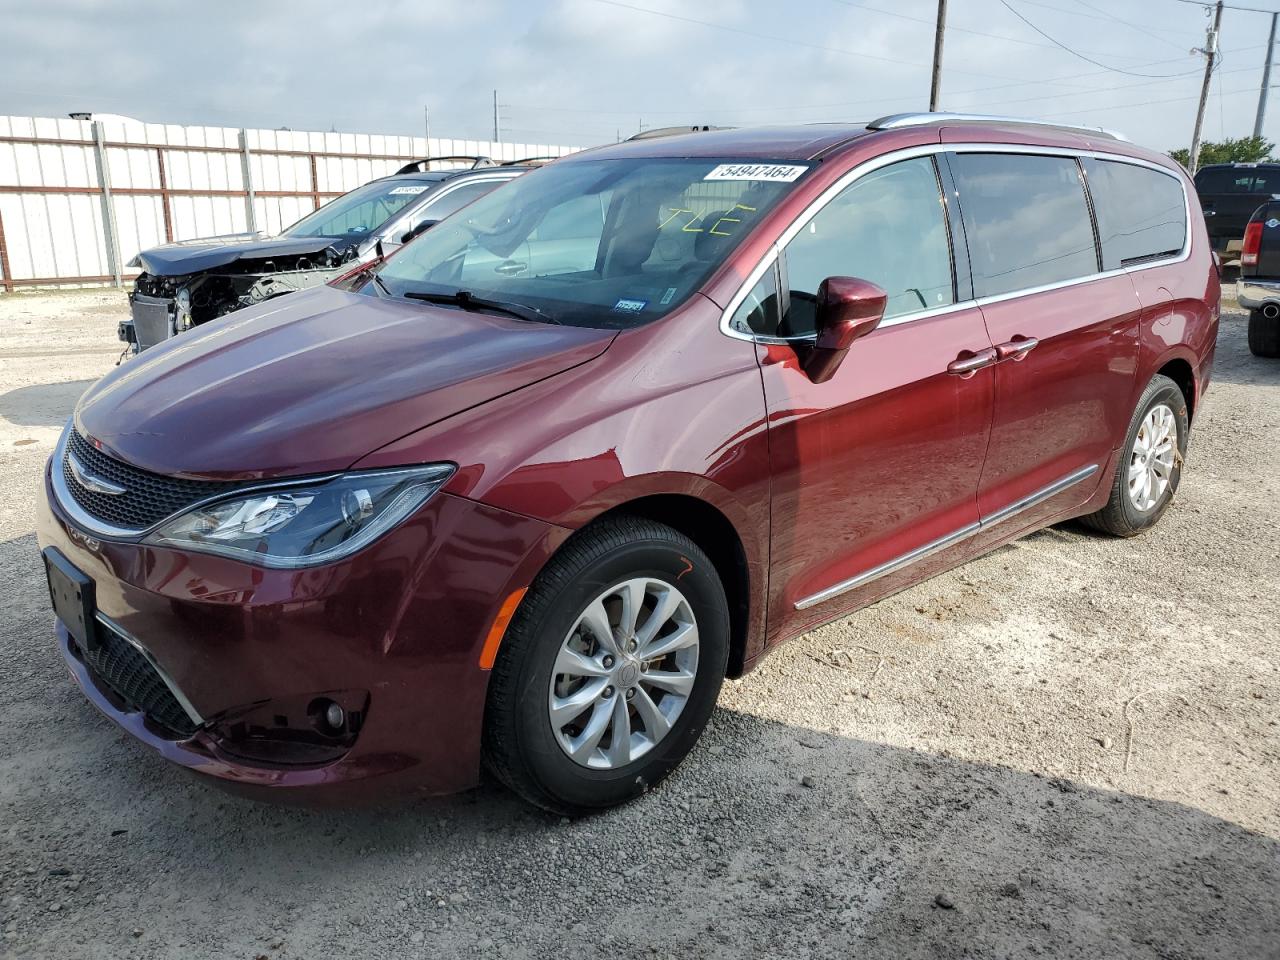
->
left=794, top=464, right=1099, bottom=610
left=719, top=141, right=1193, bottom=344
left=49, top=422, right=339, bottom=542
left=94, top=612, right=205, bottom=727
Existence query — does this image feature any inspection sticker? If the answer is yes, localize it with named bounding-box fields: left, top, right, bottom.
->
left=704, top=163, right=807, bottom=183
left=388, top=185, right=430, bottom=195
left=613, top=298, right=648, bottom=313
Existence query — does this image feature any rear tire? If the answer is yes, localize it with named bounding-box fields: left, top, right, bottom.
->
left=1248, top=308, right=1280, bottom=357
left=482, top=516, right=728, bottom=816
left=1081, top=374, right=1188, bottom=538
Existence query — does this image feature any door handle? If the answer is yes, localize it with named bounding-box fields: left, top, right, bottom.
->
left=995, top=336, right=1038, bottom=361
left=947, top=347, right=998, bottom=377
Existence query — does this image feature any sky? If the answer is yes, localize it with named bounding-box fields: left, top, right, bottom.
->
left=2, top=0, right=1279, bottom=154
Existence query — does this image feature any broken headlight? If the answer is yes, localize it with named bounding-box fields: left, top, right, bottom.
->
left=144, top=465, right=455, bottom=568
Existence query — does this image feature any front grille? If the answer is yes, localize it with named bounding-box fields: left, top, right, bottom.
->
left=79, top=621, right=197, bottom=738
left=62, top=430, right=236, bottom=531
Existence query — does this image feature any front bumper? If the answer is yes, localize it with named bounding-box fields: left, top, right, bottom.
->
left=1236, top=278, right=1280, bottom=310
left=37, top=458, right=568, bottom=801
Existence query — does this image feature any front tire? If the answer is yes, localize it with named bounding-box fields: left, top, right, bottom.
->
left=1081, top=374, right=1188, bottom=537
left=482, top=516, right=729, bottom=815
left=1249, top=308, right=1280, bottom=357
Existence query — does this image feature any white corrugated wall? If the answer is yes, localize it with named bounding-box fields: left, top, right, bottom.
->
left=0, top=114, right=580, bottom=290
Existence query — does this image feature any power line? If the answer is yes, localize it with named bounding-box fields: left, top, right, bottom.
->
left=829, top=0, right=1177, bottom=60
left=1070, top=0, right=1190, bottom=51
left=588, top=0, right=1082, bottom=84
left=996, top=0, right=1202, bottom=77
left=1170, top=0, right=1280, bottom=12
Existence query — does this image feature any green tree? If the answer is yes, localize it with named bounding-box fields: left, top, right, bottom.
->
left=1169, top=136, right=1275, bottom=169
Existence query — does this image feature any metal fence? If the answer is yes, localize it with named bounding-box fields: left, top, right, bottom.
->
left=0, top=114, right=579, bottom=291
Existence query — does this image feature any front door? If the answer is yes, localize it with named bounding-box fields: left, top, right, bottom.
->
left=746, top=155, right=996, bottom=642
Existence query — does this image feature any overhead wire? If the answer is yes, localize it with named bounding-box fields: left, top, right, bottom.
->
left=996, top=0, right=1202, bottom=76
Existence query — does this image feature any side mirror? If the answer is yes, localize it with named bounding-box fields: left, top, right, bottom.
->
left=801, top=276, right=887, bottom=384
left=401, top=220, right=438, bottom=244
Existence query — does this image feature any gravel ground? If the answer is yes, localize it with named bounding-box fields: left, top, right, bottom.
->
left=0, top=291, right=1277, bottom=960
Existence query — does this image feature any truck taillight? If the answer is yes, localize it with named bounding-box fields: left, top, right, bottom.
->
left=1242, top=221, right=1263, bottom=266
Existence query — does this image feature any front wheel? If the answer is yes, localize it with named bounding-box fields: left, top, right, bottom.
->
left=482, top=516, right=729, bottom=815
left=1081, top=374, right=1189, bottom=537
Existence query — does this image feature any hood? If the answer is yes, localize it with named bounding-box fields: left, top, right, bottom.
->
left=130, top=234, right=358, bottom=276
left=75, top=285, right=616, bottom=480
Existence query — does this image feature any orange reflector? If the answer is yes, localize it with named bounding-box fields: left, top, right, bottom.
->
left=479, top=587, right=528, bottom=670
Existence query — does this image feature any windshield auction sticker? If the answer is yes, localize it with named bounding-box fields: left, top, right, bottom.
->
left=388, top=185, right=430, bottom=195
left=704, top=163, right=808, bottom=182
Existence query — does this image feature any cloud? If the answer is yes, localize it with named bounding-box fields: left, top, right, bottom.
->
left=0, top=0, right=1271, bottom=153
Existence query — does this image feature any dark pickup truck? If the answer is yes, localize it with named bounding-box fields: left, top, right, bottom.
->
left=1193, top=162, right=1280, bottom=258
left=1235, top=200, right=1280, bottom=356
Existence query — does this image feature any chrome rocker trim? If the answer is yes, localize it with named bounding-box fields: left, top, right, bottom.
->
left=794, top=464, right=1099, bottom=610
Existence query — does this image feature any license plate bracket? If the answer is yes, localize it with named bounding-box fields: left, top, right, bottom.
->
left=43, top=548, right=98, bottom=652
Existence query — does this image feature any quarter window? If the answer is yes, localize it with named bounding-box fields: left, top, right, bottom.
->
left=950, top=153, right=1098, bottom=298
left=777, top=156, right=954, bottom=337
left=1084, top=160, right=1187, bottom=269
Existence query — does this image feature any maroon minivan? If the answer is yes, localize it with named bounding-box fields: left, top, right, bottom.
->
left=38, top=114, right=1218, bottom=814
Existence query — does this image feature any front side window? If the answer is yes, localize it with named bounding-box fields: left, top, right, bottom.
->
left=374, top=158, right=809, bottom=328
left=1084, top=160, right=1187, bottom=269
left=950, top=153, right=1098, bottom=298
left=419, top=179, right=508, bottom=223
left=775, top=156, right=954, bottom=338
left=283, top=178, right=439, bottom=239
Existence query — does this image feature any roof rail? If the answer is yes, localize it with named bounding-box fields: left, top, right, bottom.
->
left=626, top=125, right=731, bottom=141
left=499, top=155, right=562, bottom=167
left=395, top=155, right=495, bottom=174
left=866, top=112, right=1128, bottom=142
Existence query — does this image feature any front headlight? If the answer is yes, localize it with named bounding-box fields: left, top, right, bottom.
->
left=144, top=464, right=454, bottom=568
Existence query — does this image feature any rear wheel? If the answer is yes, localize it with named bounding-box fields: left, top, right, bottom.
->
left=482, top=516, right=728, bottom=815
left=1081, top=374, right=1188, bottom=537
left=1248, top=308, right=1280, bottom=357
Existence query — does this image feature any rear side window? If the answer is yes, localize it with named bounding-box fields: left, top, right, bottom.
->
left=1084, top=160, right=1187, bottom=269
left=950, top=153, right=1098, bottom=298
left=1194, top=167, right=1277, bottom=194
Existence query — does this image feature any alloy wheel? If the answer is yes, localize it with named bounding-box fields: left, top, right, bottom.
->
left=548, top=577, right=699, bottom=770
left=1127, top=403, right=1177, bottom=512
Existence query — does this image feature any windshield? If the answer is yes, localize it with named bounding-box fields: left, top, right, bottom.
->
left=282, top=178, right=438, bottom=239
left=372, top=157, right=810, bottom=327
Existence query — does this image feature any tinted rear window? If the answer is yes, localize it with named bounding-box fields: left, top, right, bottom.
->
left=1194, top=167, right=1280, bottom=194
left=951, top=153, right=1098, bottom=298
left=1085, top=159, right=1186, bottom=269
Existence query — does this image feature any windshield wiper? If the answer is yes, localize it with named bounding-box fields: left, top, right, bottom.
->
left=402, top=289, right=559, bottom=325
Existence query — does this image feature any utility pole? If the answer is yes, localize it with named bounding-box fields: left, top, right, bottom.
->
left=424, top=106, right=431, bottom=151
left=1189, top=0, right=1224, bottom=175
left=1254, top=12, right=1277, bottom=140
left=929, top=0, right=947, bottom=112
left=493, top=90, right=500, bottom=144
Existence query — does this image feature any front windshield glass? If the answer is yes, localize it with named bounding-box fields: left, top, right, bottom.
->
left=373, top=158, right=811, bottom=327
left=282, top=178, right=437, bottom=239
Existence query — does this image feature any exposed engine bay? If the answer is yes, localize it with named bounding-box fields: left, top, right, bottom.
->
left=122, top=243, right=360, bottom=356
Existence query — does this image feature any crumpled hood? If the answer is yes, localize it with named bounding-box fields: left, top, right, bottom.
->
left=130, top=234, right=358, bottom=276
left=76, top=285, right=616, bottom=480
